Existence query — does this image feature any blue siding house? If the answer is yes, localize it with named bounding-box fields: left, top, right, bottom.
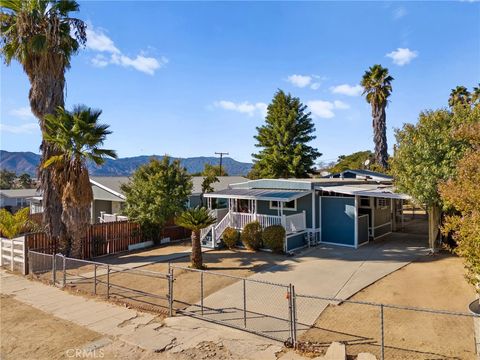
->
left=202, top=173, right=409, bottom=252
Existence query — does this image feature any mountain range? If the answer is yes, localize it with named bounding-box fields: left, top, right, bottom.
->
left=0, top=150, right=253, bottom=176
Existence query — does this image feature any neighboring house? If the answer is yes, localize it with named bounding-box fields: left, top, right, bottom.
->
left=325, top=169, right=393, bottom=182
left=0, top=189, right=38, bottom=212
left=28, top=176, right=247, bottom=223
left=188, top=176, right=248, bottom=208
left=202, top=173, right=409, bottom=252
left=29, top=176, right=128, bottom=223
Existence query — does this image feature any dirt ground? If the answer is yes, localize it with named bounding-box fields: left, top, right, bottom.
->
left=33, top=247, right=286, bottom=316
left=0, top=294, right=241, bottom=360
left=299, top=253, right=478, bottom=359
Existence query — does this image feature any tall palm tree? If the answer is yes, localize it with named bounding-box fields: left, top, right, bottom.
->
left=361, top=64, right=394, bottom=169
left=176, top=207, right=216, bottom=269
left=1, top=0, right=86, bottom=247
left=42, top=105, right=117, bottom=257
left=448, top=86, right=471, bottom=107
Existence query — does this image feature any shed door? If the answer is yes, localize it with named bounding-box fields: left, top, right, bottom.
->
left=321, top=197, right=355, bottom=246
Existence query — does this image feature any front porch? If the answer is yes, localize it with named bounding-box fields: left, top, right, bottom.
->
left=202, top=189, right=312, bottom=252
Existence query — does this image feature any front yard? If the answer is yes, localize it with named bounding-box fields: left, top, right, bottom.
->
left=298, top=253, right=478, bottom=359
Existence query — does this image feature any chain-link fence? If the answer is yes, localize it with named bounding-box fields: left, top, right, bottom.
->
left=27, top=251, right=479, bottom=357
left=170, top=264, right=295, bottom=343
left=28, top=251, right=172, bottom=315
left=294, top=293, right=480, bottom=359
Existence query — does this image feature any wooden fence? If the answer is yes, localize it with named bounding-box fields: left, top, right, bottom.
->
left=24, top=221, right=191, bottom=260
left=25, top=221, right=142, bottom=260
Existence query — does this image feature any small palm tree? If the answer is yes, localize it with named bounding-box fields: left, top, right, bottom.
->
left=0, top=208, right=35, bottom=239
left=176, top=207, right=216, bottom=269
left=1, top=0, right=86, bottom=246
left=42, top=105, right=117, bottom=257
left=361, top=64, right=394, bottom=170
left=448, top=86, right=471, bottom=108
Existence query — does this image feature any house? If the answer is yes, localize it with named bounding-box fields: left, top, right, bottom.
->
left=28, top=176, right=247, bottom=223
left=325, top=169, right=393, bottom=182
left=188, top=176, right=248, bottom=208
left=0, top=189, right=38, bottom=212
left=202, top=175, right=409, bottom=252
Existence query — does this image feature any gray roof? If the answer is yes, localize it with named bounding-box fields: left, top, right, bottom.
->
left=327, top=169, right=393, bottom=181
left=191, top=176, right=248, bottom=195
left=316, top=184, right=409, bottom=200
left=0, top=189, right=38, bottom=198
left=90, top=176, right=130, bottom=195
left=203, top=188, right=310, bottom=202
left=92, top=184, right=125, bottom=202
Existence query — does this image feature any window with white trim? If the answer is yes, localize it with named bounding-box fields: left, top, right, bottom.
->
left=376, top=198, right=390, bottom=208
left=269, top=200, right=297, bottom=211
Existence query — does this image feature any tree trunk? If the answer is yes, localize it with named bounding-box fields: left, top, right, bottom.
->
left=372, top=104, right=389, bottom=169
left=190, top=230, right=203, bottom=269
left=27, top=63, right=67, bottom=253
left=428, top=204, right=442, bottom=250
left=61, top=166, right=93, bottom=259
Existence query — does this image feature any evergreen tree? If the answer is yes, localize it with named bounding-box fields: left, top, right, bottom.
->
left=252, top=90, right=321, bottom=178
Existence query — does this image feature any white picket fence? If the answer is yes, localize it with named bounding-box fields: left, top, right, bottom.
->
left=0, top=236, right=27, bottom=275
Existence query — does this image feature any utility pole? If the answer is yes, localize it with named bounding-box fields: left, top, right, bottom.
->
left=215, top=152, right=229, bottom=176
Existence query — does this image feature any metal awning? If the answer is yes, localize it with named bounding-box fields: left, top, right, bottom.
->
left=203, top=188, right=310, bottom=202
left=316, top=184, right=410, bottom=200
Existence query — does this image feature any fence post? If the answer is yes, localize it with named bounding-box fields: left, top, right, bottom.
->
left=200, top=271, right=204, bottom=315
left=291, top=285, right=297, bottom=347
left=22, top=236, right=27, bottom=275
left=10, top=239, right=14, bottom=271
left=94, top=264, right=97, bottom=295
left=52, top=253, right=56, bottom=284
left=380, top=304, right=385, bottom=360
left=0, top=238, right=3, bottom=267
left=62, top=255, right=66, bottom=288
left=287, top=284, right=294, bottom=347
left=168, top=265, right=174, bottom=317
left=243, top=278, right=247, bottom=328
left=106, top=265, right=110, bottom=299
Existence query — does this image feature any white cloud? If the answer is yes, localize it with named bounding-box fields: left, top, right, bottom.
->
left=0, top=123, right=38, bottom=134
left=286, top=74, right=322, bottom=90
left=214, top=100, right=267, bottom=117
left=393, top=7, right=407, bottom=19
left=386, top=48, right=418, bottom=66
left=9, top=106, right=34, bottom=119
left=86, top=27, right=120, bottom=54
left=333, top=100, right=350, bottom=109
left=330, top=84, right=363, bottom=96
left=287, top=74, right=312, bottom=88
left=85, top=25, right=167, bottom=75
left=307, top=100, right=349, bottom=119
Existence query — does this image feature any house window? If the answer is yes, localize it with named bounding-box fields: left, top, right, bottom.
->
left=376, top=198, right=390, bottom=208
left=270, top=200, right=297, bottom=211
left=359, top=197, right=371, bottom=208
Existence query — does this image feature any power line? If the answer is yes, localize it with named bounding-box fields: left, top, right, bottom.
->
left=215, top=152, right=229, bottom=175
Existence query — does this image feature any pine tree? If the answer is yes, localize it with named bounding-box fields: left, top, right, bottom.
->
left=252, top=90, right=321, bottom=178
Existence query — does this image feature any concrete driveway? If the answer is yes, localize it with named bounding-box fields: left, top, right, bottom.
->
left=189, top=226, right=429, bottom=341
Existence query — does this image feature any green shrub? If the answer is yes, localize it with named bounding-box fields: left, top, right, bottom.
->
left=222, top=227, right=239, bottom=249
left=241, top=221, right=263, bottom=250
left=262, top=225, right=286, bottom=253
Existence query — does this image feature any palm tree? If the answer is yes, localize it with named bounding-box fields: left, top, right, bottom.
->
left=448, top=86, right=471, bottom=107
left=42, top=105, right=117, bottom=257
left=1, top=0, right=86, bottom=248
left=176, top=207, right=216, bottom=269
left=361, top=64, right=394, bottom=169
left=0, top=208, right=37, bottom=239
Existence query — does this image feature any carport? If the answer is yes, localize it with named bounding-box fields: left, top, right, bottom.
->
left=316, top=184, right=410, bottom=248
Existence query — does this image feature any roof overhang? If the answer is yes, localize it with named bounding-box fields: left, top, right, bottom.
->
left=203, top=189, right=310, bottom=202
left=316, top=185, right=410, bottom=200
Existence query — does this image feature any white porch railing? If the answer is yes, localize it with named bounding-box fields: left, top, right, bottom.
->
left=284, top=212, right=307, bottom=234
left=99, top=212, right=128, bottom=223
left=200, top=210, right=307, bottom=247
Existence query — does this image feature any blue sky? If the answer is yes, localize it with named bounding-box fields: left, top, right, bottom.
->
left=1, top=1, right=479, bottom=164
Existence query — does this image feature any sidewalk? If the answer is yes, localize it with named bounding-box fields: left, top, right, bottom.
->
left=0, top=270, right=282, bottom=359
